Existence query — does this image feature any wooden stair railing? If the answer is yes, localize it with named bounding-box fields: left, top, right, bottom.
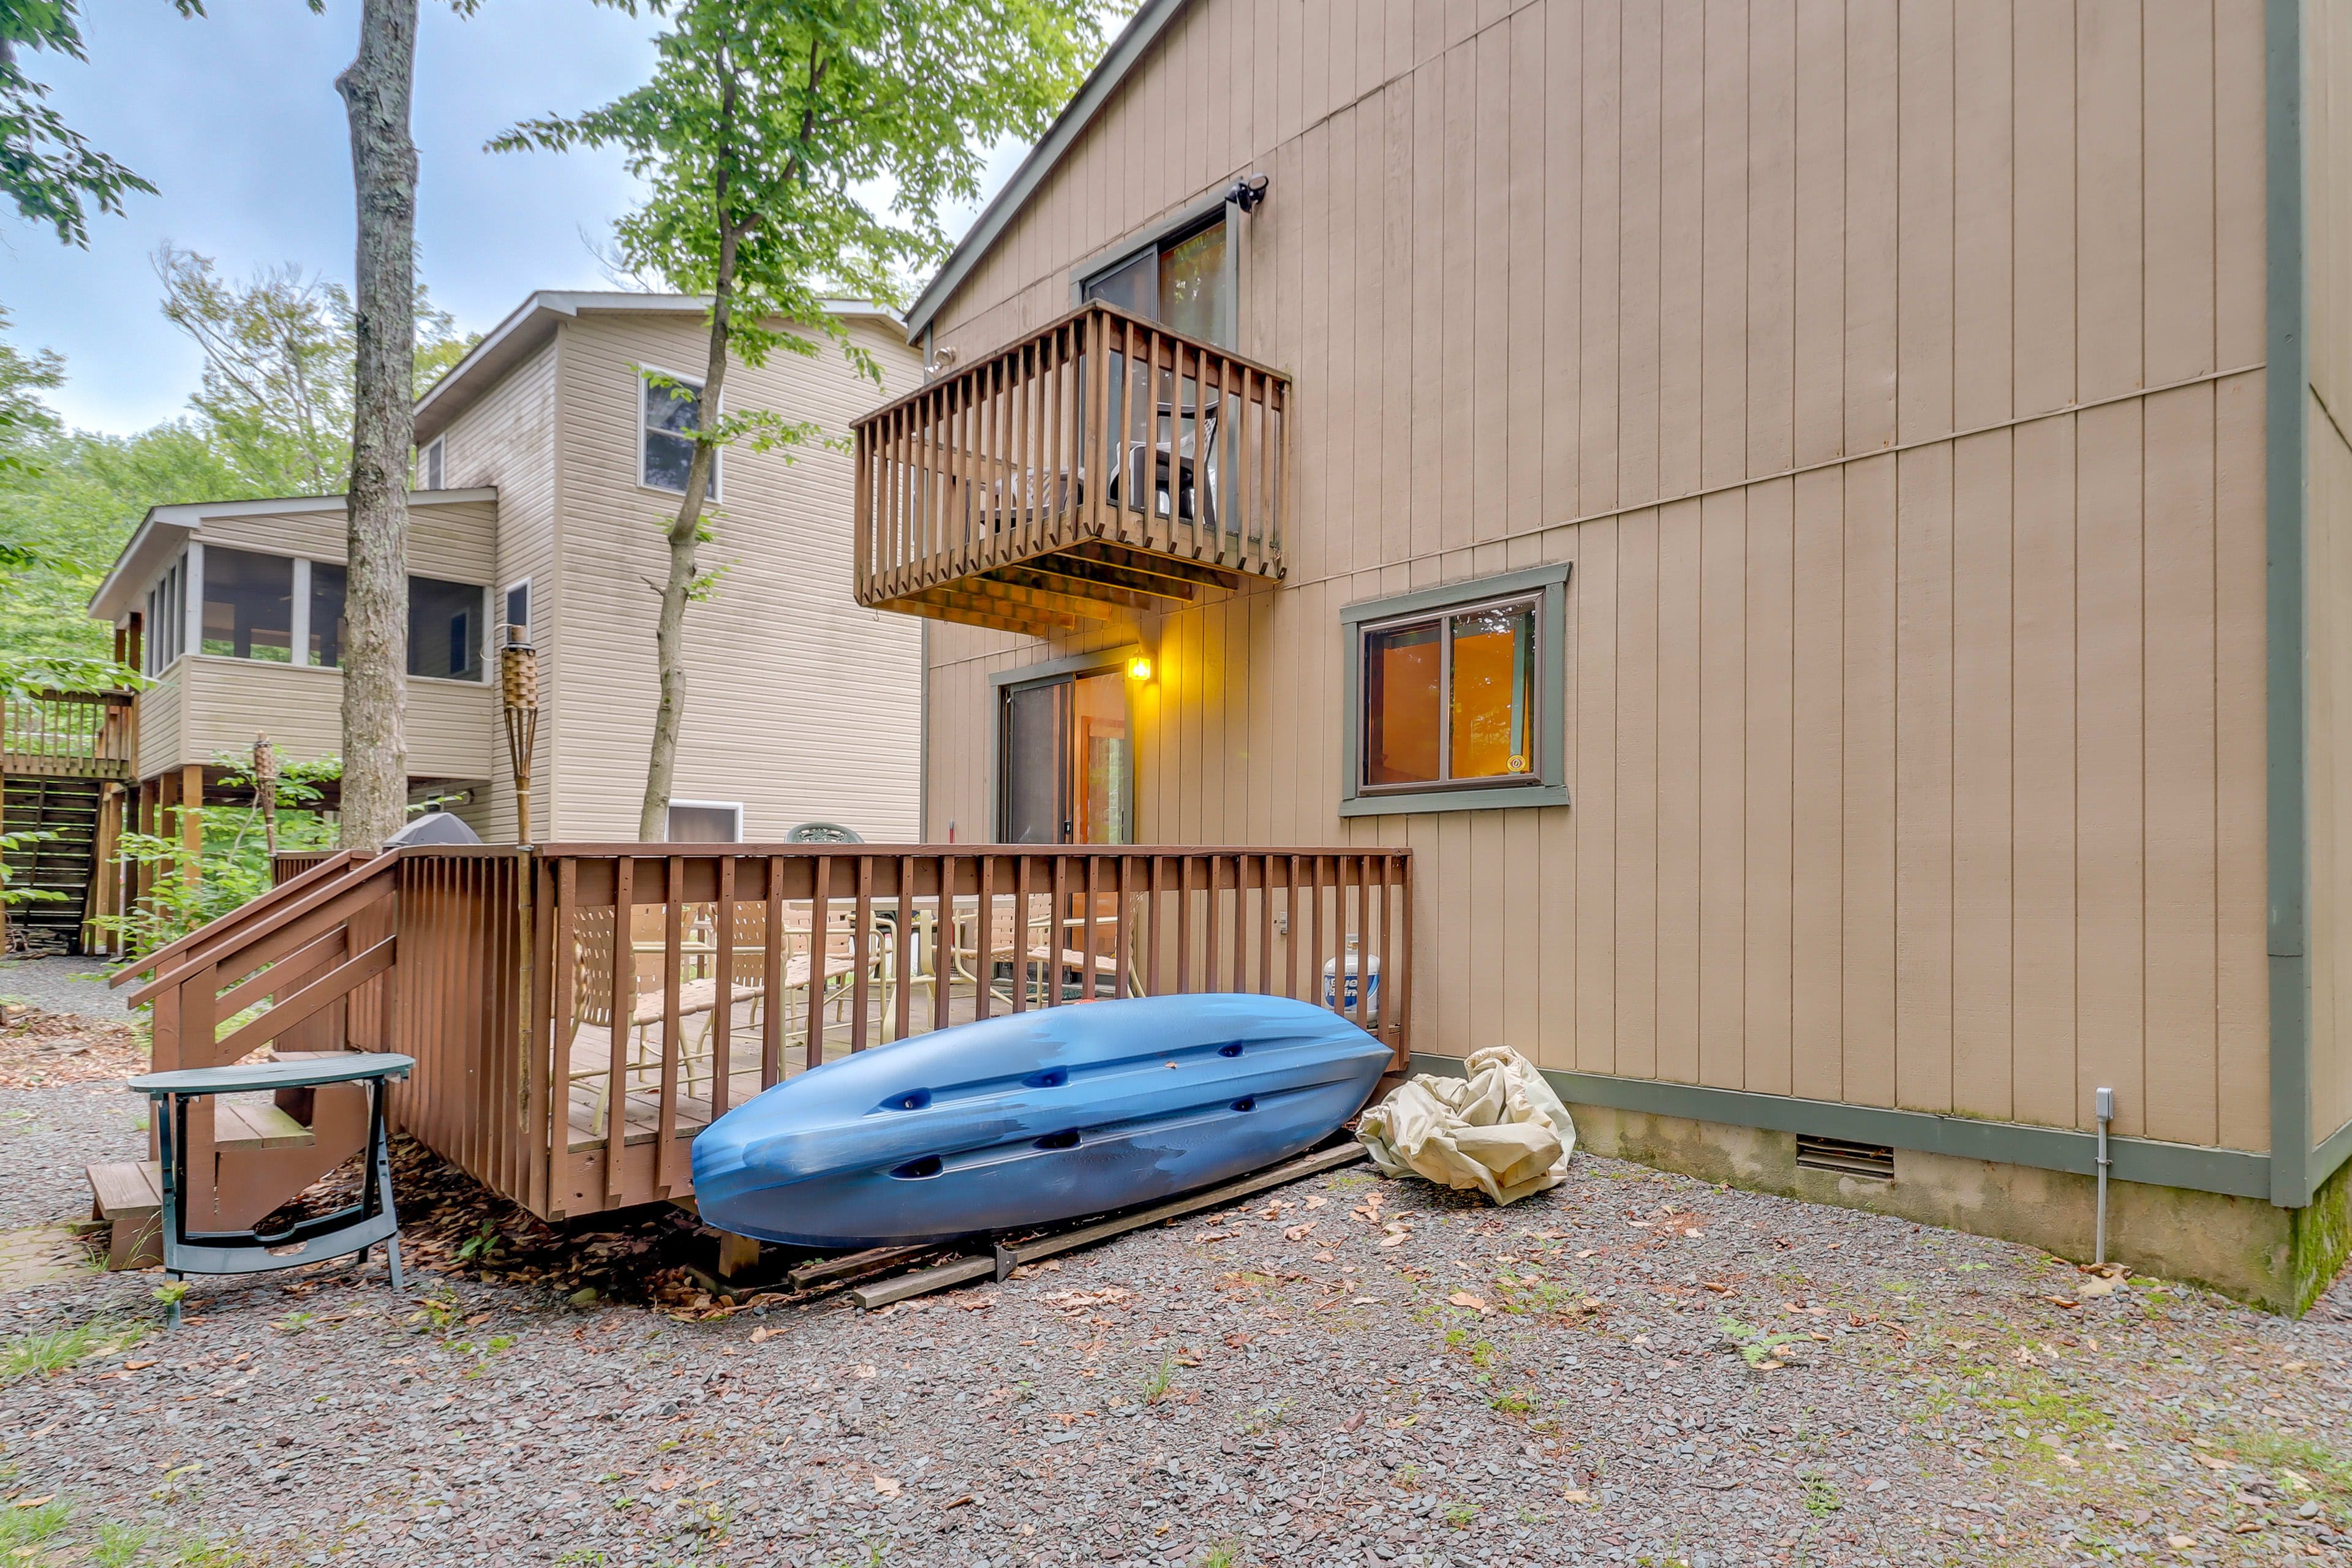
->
left=106, top=850, right=401, bottom=1232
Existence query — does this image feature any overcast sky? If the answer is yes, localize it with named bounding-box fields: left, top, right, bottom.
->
left=4, top=1, right=1025, bottom=436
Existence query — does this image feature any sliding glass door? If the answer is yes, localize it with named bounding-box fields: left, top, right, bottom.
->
left=1000, top=669, right=1131, bottom=845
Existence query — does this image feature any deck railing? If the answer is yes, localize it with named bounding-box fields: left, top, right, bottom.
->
left=1, top=688, right=135, bottom=777
left=111, top=844, right=1411, bottom=1224
left=852, top=302, right=1289, bottom=635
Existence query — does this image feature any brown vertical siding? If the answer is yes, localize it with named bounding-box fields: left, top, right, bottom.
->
left=911, top=0, right=2274, bottom=1148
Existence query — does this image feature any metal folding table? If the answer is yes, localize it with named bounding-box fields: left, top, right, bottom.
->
left=126, top=1054, right=414, bottom=1326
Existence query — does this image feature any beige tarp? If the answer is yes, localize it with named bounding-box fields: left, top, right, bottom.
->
left=1357, top=1046, right=1575, bottom=1204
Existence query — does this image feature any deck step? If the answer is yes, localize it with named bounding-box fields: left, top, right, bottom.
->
left=212, top=1098, right=315, bottom=1151
left=86, top=1161, right=162, bottom=1270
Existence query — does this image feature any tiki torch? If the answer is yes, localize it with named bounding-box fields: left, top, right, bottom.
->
left=252, top=734, right=279, bottom=858
left=499, top=624, right=539, bottom=844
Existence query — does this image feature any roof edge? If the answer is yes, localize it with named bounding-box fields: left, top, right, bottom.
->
left=86, top=488, right=502, bottom=622
left=413, top=291, right=902, bottom=442
left=903, top=0, right=1194, bottom=344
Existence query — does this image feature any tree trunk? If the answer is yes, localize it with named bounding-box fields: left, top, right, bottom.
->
left=636, top=220, right=738, bottom=842
left=334, top=0, right=418, bottom=851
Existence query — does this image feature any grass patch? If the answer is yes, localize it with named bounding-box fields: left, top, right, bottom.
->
left=0, top=1318, right=142, bottom=1382
left=0, top=1499, right=71, bottom=1550
left=2225, top=1430, right=2352, bottom=1496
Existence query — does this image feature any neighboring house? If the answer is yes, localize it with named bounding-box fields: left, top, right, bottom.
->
left=83, top=291, right=925, bottom=882
left=848, top=0, right=2352, bottom=1310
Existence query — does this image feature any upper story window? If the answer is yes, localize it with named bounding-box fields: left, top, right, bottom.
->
left=641, top=371, right=717, bottom=499
left=308, top=562, right=345, bottom=668
left=418, top=436, right=445, bottom=491
left=408, top=575, right=485, bottom=682
left=1083, top=216, right=1229, bottom=344
left=1340, top=564, right=1570, bottom=816
left=200, top=547, right=295, bottom=663
left=143, top=554, right=186, bottom=676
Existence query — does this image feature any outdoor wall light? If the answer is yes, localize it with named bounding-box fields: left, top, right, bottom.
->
left=1128, top=655, right=1155, bottom=683
left=1226, top=173, right=1270, bottom=213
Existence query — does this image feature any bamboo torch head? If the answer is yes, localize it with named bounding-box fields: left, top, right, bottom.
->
left=499, top=624, right=539, bottom=712
left=499, top=625, right=539, bottom=846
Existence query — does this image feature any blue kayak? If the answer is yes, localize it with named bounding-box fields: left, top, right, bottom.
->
left=690, top=993, right=1392, bottom=1248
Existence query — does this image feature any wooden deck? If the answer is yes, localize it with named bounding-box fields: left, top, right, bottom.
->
left=123, top=845, right=1413, bottom=1224
left=561, top=974, right=1016, bottom=1152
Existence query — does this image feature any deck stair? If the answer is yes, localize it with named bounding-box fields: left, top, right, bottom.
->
left=86, top=853, right=393, bottom=1255
left=87, top=1160, right=162, bottom=1270
left=2, top=775, right=102, bottom=956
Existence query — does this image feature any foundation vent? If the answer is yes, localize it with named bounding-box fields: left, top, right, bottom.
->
left=1795, top=1134, right=1895, bottom=1181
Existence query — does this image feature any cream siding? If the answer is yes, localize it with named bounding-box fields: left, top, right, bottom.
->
left=165, top=658, right=492, bottom=780
left=126, top=497, right=502, bottom=785
left=914, top=0, right=2272, bottom=1148
left=433, top=339, right=560, bottom=842
left=545, top=312, right=923, bottom=842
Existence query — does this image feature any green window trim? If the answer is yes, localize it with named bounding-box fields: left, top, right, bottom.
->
left=1340, top=563, right=1570, bottom=817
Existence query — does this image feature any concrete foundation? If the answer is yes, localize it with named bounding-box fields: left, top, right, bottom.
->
left=1565, top=1101, right=2352, bottom=1316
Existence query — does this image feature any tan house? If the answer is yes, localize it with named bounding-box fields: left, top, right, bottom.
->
left=85, top=290, right=926, bottom=868
left=848, top=0, right=2352, bottom=1309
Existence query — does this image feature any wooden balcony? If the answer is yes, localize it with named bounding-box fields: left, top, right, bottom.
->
left=853, top=302, right=1289, bottom=637
left=2, top=689, right=135, bottom=780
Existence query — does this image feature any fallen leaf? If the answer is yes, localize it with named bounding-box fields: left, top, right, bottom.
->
left=2054, top=1454, right=2082, bottom=1469
left=1283, top=1223, right=1318, bottom=1242
left=1447, top=1292, right=1487, bottom=1311
left=1755, top=1360, right=1784, bottom=1371
left=2167, top=1536, right=2196, bottom=1550
left=2076, top=1278, right=2117, bottom=1298
left=854, top=1365, right=877, bottom=1379
left=123, top=1360, right=156, bottom=1371
left=1562, top=1489, right=1593, bottom=1504
left=943, top=1494, right=974, bottom=1510
left=872, top=1476, right=902, bottom=1498
left=10, top=1497, right=55, bottom=1509
left=750, top=1327, right=778, bottom=1343
left=1350, top=1297, right=1381, bottom=1305
left=1199, top=1232, right=1232, bottom=1242
left=1224, top=1333, right=1251, bottom=1349
left=1379, top=1230, right=1411, bottom=1249
left=955, top=1296, right=995, bottom=1312
left=2195, top=1456, right=2234, bottom=1472
left=1303, top=1196, right=1329, bottom=1210
left=2042, top=1296, right=2081, bottom=1310
left=1576, top=1250, right=1598, bottom=1259
left=463, top=1311, right=493, bottom=1327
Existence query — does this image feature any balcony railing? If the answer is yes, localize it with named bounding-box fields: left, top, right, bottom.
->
left=1, top=689, right=135, bottom=779
left=853, top=301, right=1289, bottom=637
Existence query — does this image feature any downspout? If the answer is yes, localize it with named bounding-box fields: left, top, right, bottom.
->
left=2095, top=1087, right=2114, bottom=1265
left=2266, top=0, right=2313, bottom=1209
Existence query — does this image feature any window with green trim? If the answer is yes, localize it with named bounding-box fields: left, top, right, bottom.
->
left=1341, top=565, right=1569, bottom=816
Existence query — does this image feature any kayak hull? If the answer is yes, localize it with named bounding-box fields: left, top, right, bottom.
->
left=689, top=993, right=1391, bottom=1248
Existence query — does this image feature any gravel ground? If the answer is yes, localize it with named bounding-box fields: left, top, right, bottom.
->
left=4, top=1031, right=2351, bottom=1568
left=0, top=1082, right=146, bottom=1235
left=0, top=957, right=135, bottom=1022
